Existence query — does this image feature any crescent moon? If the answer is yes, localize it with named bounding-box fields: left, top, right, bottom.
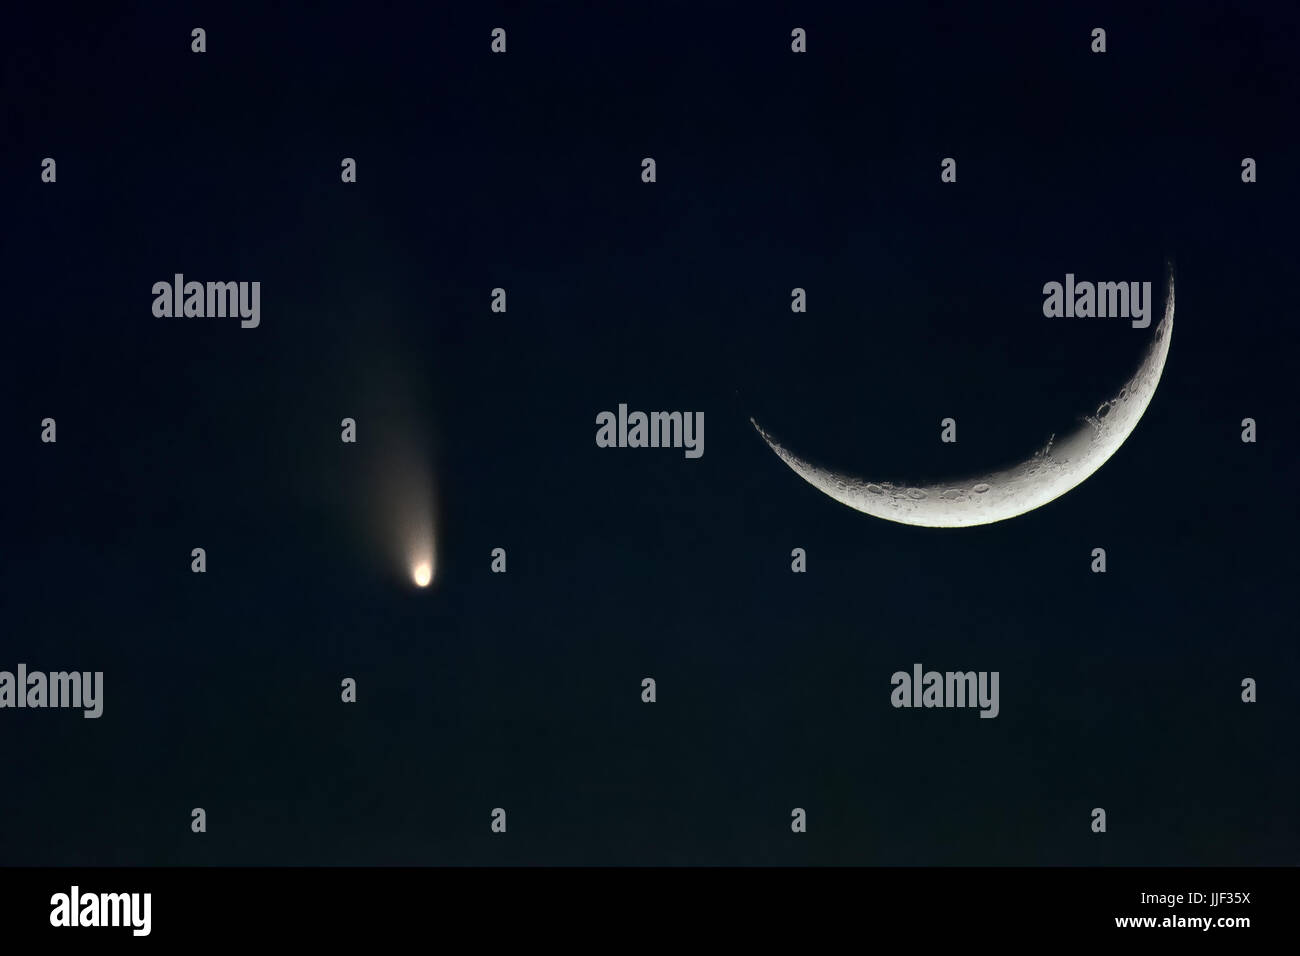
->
left=751, top=269, right=1174, bottom=528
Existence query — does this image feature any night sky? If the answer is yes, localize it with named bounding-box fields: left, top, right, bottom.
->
left=3, top=2, right=1297, bottom=865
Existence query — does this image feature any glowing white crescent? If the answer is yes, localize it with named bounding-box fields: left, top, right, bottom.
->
left=752, top=270, right=1174, bottom=528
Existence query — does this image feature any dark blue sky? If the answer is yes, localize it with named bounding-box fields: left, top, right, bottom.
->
left=2, top=1, right=1296, bottom=864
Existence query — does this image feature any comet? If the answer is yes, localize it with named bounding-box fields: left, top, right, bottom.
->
left=411, top=558, right=433, bottom=588
left=403, top=505, right=437, bottom=588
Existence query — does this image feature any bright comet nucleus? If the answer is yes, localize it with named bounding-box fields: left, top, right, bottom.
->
left=412, top=560, right=433, bottom=588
